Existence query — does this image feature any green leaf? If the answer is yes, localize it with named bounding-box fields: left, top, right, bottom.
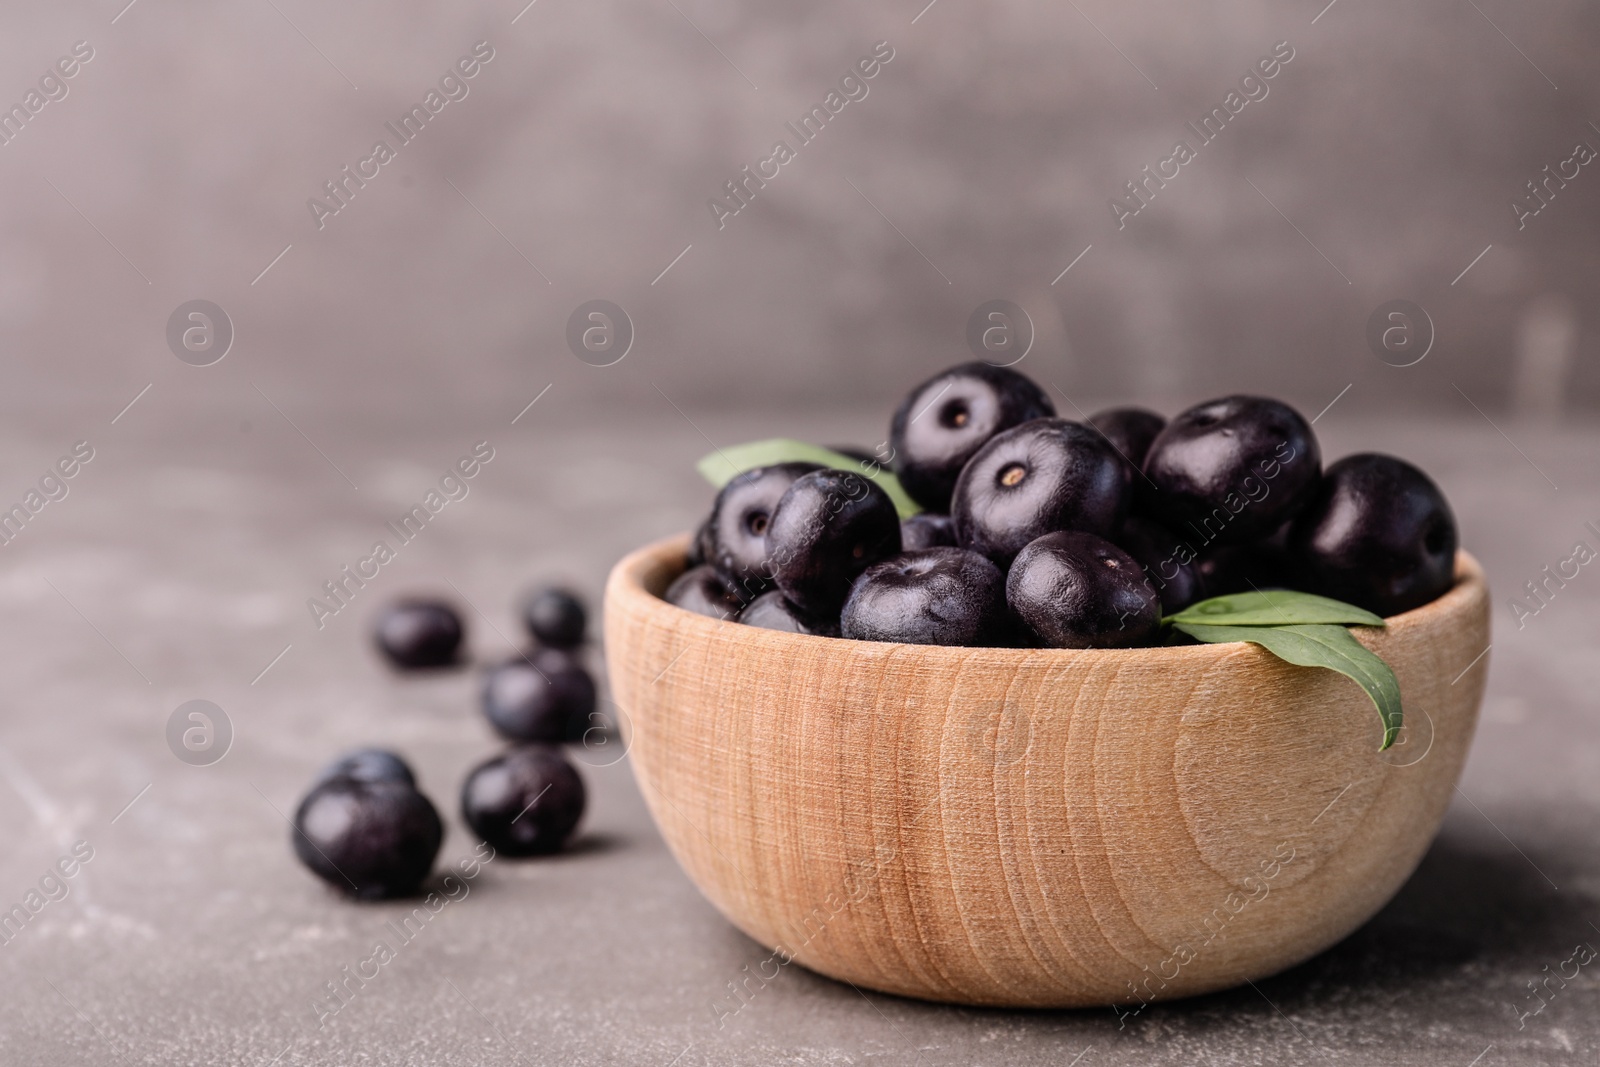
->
left=1172, top=622, right=1403, bottom=750
left=1166, top=590, right=1386, bottom=629
left=696, top=438, right=922, bottom=518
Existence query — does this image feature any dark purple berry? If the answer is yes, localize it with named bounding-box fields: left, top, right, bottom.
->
left=315, top=748, right=415, bottom=788
left=1141, top=396, right=1321, bottom=545
left=461, top=745, right=586, bottom=856
left=521, top=587, right=586, bottom=648
left=841, top=548, right=1007, bottom=646
left=1289, top=453, right=1458, bottom=616
left=739, top=590, right=840, bottom=636
left=1114, top=517, right=1205, bottom=614
left=1192, top=541, right=1293, bottom=598
left=480, top=650, right=596, bottom=743
left=534, top=647, right=602, bottom=742
left=373, top=600, right=463, bottom=669
left=686, top=516, right=714, bottom=567
left=900, top=512, right=956, bottom=551
left=1006, top=531, right=1159, bottom=648
left=951, top=418, right=1128, bottom=567
left=292, top=779, right=443, bottom=899
left=889, top=363, right=1054, bottom=512
left=709, top=463, right=821, bottom=594
left=1088, top=406, right=1166, bottom=471
left=768, top=469, right=902, bottom=618
left=665, top=565, right=745, bottom=620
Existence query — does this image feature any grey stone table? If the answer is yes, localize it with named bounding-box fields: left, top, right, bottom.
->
left=0, top=399, right=1595, bottom=1066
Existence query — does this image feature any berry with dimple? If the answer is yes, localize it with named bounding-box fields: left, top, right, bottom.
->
left=889, top=363, right=1054, bottom=512
left=480, top=650, right=596, bottom=743
left=767, top=469, right=902, bottom=618
left=708, top=463, right=821, bottom=593
left=292, top=778, right=443, bottom=898
left=374, top=600, right=464, bottom=669
left=951, top=418, right=1128, bottom=567
left=1114, top=517, right=1204, bottom=614
left=1006, top=531, right=1159, bottom=648
left=1141, top=396, right=1321, bottom=544
left=521, top=587, right=586, bottom=648
left=1289, top=453, right=1457, bottom=616
left=665, top=565, right=745, bottom=620
left=739, top=590, right=840, bottom=636
left=841, top=548, right=1008, bottom=646
left=900, top=512, right=956, bottom=551
left=461, top=745, right=586, bottom=856
left=315, top=748, right=416, bottom=788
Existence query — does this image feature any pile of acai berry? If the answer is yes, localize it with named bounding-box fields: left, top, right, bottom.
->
left=291, top=588, right=600, bottom=899
left=667, top=362, right=1459, bottom=649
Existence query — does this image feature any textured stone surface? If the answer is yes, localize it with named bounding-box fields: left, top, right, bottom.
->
left=0, top=400, right=1593, bottom=1065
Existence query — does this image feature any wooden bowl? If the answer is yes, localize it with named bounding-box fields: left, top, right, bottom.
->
left=604, top=536, right=1490, bottom=1008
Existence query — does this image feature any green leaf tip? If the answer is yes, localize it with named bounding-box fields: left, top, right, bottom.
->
left=1165, top=590, right=1386, bottom=629
left=696, top=438, right=921, bottom=518
left=1172, top=621, right=1404, bottom=751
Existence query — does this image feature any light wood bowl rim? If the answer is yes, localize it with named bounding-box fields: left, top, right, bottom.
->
left=609, top=533, right=1486, bottom=660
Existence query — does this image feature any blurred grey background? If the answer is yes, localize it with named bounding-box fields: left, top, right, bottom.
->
left=0, top=0, right=1594, bottom=421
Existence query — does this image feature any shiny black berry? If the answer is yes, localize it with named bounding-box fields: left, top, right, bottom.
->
left=900, top=512, right=956, bottom=551
left=1193, top=540, right=1294, bottom=598
left=768, top=469, right=902, bottom=618
left=461, top=746, right=586, bottom=856
left=1007, top=531, right=1159, bottom=648
left=841, top=548, right=1007, bottom=646
left=315, top=748, right=416, bottom=788
left=1114, top=517, right=1204, bottom=614
left=665, top=564, right=745, bottom=620
left=951, top=418, right=1128, bottom=566
left=1088, top=406, right=1165, bottom=471
left=740, top=590, right=840, bottom=636
left=1289, top=453, right=1458, bottom=616
left=480, top=650, right=596, bottom=743
left=1141, top=396, right=1321, bottom=545
left=709, top=463, right=821, bottom=594
left=889, top=363, right=1054, bottom=512
left=686, top=516, right=714, bottom=567
left=535, top=647, right=602, bottom=741
left=521, top=587, right=586, bottom=648
left=373, top=600, right=463, bottom=669
left=292, top=778, right=443, bottom=899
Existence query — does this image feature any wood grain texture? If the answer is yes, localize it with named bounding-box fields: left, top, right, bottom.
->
left=604, top=536, right=1491, bottom=1008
